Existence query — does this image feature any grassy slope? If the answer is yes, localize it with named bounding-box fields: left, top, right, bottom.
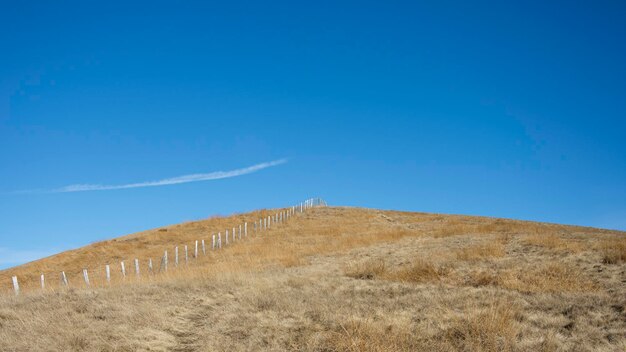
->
left=0, top=207, right=625, bottom=351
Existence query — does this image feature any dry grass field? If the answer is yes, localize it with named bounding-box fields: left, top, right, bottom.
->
left=0, top=206, right=625, bottom=351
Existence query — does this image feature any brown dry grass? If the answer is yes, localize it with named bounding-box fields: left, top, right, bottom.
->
left=599, top=238, right=626, bottom=264
left=455, top=242, right=506, bottom=261
left=0, top=207, right=625, bottom=351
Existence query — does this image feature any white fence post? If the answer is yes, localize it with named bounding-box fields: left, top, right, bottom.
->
left=245, top=222, right=248, bottom=237
left=61, top=271, right=69, bottom=287
left=175, top=246, right=179, bottom=266
left=121, top=261, right=126, bottom=278
left=105, top=265, right=111, bottom=283
left=134, top=259, right=140, bottom=276
left=40, top=274, right=45, bottom=290
left=239, top=225, right=242, bottom=239
left=226, top=230, right=229, bottom=245
left=11, top=276, right=19, bottom=296
left=212, top=234, right=216, bottom=249
left=202, top=239, right=206, bottom=255
left=218, top=233, right=222, bottom=248
left=163, top=250, right=168, bottom=272
left=232, top=227, right=236, bottom=241
left=83, top=269, right=90, bottom=287
left=195, top=240, right=199, bottom=258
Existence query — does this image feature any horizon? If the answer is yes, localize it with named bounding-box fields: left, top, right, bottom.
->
left=1, top=1, right=625, bottom=269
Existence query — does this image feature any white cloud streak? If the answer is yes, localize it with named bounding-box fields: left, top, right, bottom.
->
left=49, top=159, right=288, bottom=193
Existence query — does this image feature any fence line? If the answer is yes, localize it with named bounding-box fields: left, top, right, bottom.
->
left=5, top=198, right=326, bottom=296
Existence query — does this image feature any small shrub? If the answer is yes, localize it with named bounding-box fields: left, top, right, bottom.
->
left=600, top=240, right=626, bottom=264
left=386, top=259, right=449, bottom=283
left=456, top=243, right=505, bottom=261
left=344, top=259, right=386, bottom=280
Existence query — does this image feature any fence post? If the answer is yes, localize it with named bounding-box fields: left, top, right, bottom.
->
left=184, top=245, right=188, bottom=264
left=218, top=233, right=222, bottom=248
left=40, top=274, right=45, bottom=290
left=134, top=259, right=140, bottom=276
left=61, top=271, right=69, bottom=287
left=83, top=269, right=90, bottom=287
left=163, top=250, right=168, bottom=272
left=226, top=230, right=229, bottom=245
left=121, top=261, right=126, bottom=278
left=239, top=225, right=242, bottom=239
left=148, top=258, right=153, bottom=273
left=11, top=276, right=19, bottom=296
left=212, top=234, right=216, bottom=249
left=175, top=246, right=179, bottom=266
left=105, top=264, right=111, bottom=283
left=195, top=240, right=199, bottom=258
left=245, top=222, right=248, bottom=237
left=202, top=239, right=206, bottom=255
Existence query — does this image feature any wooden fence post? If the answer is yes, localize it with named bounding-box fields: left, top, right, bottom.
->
left=61, top=271, right=69, bottom=287
left=175, top=246, right=179, bottom=266
left=218, top=233, right=222, bottom=248
left=226, top=230, right=229, bottom=245
left=121, top=261, right=126, bottom=278
left=40, top=274, right=45, bottom=290
left=163, top=250, right=168, bottom=272
left=105, top=264, right=111, bottom=283
left=212, top=234, right=216, bottom=249
left=134, top=259, right=140, bottom=276
left=83, top=269, right=90, bottom=287
left=11, top=276, right=19, bottom=296
left=184, top=245, right=188, bottom=264
left=239, top=225, right=242, bottom=239
left=245, top=222, right=248, bottom=237
left=195, top=240, right=199, bottom=258
left=202, top=239, right=206, bottom=255
left=148, top=258, right=153, bottom=273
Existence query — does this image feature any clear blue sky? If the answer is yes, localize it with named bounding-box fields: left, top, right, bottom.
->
left=1, top=1, right=625, bottom=269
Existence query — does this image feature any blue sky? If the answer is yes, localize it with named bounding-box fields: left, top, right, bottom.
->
left=1, top=1, right=625, bottom=269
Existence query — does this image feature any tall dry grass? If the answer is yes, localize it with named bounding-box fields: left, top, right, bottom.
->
left=1, top=207, right=624, bottom=351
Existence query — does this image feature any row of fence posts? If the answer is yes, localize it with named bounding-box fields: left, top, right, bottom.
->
left=9, top=198, right=325, bottom=296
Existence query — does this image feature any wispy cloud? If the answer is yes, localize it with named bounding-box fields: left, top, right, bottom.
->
left=42, top=159, right=287, bottom=193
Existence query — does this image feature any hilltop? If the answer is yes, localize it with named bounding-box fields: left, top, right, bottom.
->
left=0, top=206, right=625, bottom=351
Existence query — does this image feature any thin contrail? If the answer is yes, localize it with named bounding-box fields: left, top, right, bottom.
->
left=44, top=159, right=288, bottom=193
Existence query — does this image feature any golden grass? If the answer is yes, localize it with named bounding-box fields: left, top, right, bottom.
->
left=522, top=233, right=585, bottom=253
left=455, top=242, right=506, bottom=261
left=599, top=238, right=626, bottom=264
left=384, top=259, right=450, bottom=284
left=443, top=301, right=520, bottom=352
left=0, top=208, right=417, bottom=294
left=1, top=207, right=624, bottom=351
left=466, top=262, right=598, bottom=293
left=344, top=259, right=386, bottom=280
left=317, top=300, right=521, bottom=352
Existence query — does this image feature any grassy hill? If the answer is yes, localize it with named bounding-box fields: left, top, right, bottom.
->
left=0, top=206, right=625, bottom=351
